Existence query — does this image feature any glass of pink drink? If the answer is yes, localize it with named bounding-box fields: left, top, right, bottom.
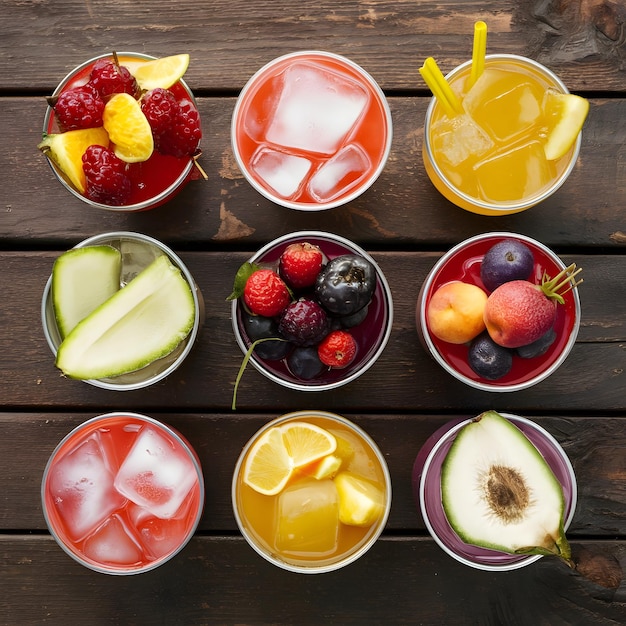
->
left=231, top=51, right=392, bottom=210
left=42, top=412, right=204, bottom=574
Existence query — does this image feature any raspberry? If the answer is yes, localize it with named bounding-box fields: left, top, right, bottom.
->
left=279, top=299, right=330, bottom=347
left=53, top=86, right=105, bottom=131
left=243, top=269, right=291, bottom=317
left=279, top=242, right=326, bottom=290
left=141, top=88, right=180, bottom=136
left=155, top=98, right=202, bottom=157
left=82, top=145, right=132, bottom=206
left=89, top=58, right=139, bottom=99
left=318, top=330, right=357, bottom=368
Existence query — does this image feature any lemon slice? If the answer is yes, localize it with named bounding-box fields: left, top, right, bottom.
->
left=103, top=93, right=154, bottom=163
left=280, top=422, right=337, bottom=468
left=543, top=92, right=589, bottom=161
left=243, top=427, right=294, bottom=495
left=38, top=127, right=110, bottom=193
left=132, top=54, right=190, bottom=91
left=335, top=471, right=385, bottom=527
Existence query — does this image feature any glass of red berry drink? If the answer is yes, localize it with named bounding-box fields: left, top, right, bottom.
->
left=412, top=413, right=577, bottom=571
left=231, top=231, right=393, bottom=392
left=41, top=52, right=204, bottom=212
left=416, top=232, right=581, bottom=391
left=231, top=51, right=392, bottom=210
left=42, top=412, right=204, bottom=575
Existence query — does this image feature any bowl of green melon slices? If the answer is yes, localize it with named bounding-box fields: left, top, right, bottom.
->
left=41, top=231, right=202, bottom=391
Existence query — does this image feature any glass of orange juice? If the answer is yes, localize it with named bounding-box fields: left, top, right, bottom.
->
left=232, top=411, right=391, bottom=573
left=422, top=54, right=583, bottom=215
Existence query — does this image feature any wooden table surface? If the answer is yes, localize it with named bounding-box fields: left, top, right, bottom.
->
left=1, top=1, right=625, bottom=624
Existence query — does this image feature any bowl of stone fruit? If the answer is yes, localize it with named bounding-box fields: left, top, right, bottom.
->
left=416, top=232, right=582, bottom=392
left=228, top=231, right=393, bottom=397
left=413, top=410, right=577, bottom=571
left=38, top=52, right=205, bottom=212
left=41, top=231, right=202, bottom=391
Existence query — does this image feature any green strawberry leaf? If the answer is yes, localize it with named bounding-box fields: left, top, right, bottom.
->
left=226, top=261, right=260, bottom=301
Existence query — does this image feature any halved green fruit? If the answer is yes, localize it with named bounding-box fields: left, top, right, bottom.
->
left=441, top=410, right=570, bottom=560
left=56, top=254, right=195, bottom=379
left=52, top=245, right=122, bottom=339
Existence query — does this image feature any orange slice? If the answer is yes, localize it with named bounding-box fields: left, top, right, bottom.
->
left=38, top=127, right=110, bottom=193
left=543, top=92, right=589, bottom=161
left=103, top=93, right=154, bottom=163
left=280, top=421, right=337, bottom=468
left=242, top=427, right=293, bottom=495
left=132, top=54, right=190, bottom=91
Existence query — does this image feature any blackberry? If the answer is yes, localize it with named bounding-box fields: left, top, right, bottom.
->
left=82, top=145, right=132, bottom=206
left=278, top=299, right=330, bottom=347
left=53, top=86, right=105, bottom=132
left=141, top=88, right=180, bottom=136
left=156, top=98, right=202, bottom=158
left=89, top=58, right=139, bottom=99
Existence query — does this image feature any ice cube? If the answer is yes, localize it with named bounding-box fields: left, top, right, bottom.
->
left=114, top=426, right=198, bottom=519
left=119, top=238, right=162, bottom=286
left=275, top=479, right=339, bottom=557
left=431, top=114, right=493, bottom=167
left=308, top=144, right=370, bottom=202
left=474, top=140, right=555, bottom=202
left=265, top=62, right=369, bottom=155
left=48, top=435, right=126, bottom=541
left=464, top=69, right=543, bottom=143
left=250, top=147, right=312, bottom=198
left=82, top=514, right=143, bottom=566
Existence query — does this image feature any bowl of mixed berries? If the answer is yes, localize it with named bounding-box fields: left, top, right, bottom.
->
left=229, top=231, right=393, bottom=396
left=416, top=232, right=582, bottom=392
left=38, top=52, right=205, bottom=212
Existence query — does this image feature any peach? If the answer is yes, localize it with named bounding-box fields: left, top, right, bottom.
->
left=427, top=281, right=488, bottom=344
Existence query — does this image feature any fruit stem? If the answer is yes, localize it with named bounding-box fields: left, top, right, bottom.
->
left=541, top=263, right=583, bottom=304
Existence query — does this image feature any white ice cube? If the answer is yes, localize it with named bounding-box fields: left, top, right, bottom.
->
left=48, top=435, right=126, bottom=541
left=114, top=426, right=197, bottom=519
left=308, top=143, right=370, bottom=202
left=250, top=147, right=312, bottom=198
left=82, top=514, right=143, bottom=565
left=431, top=114, right=494, bottom=167
left=265, top=62, right=369, bottom=155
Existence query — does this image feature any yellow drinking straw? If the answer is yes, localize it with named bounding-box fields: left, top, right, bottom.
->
left=419, top=57, right=464, bottom=118
left=470, top=21, right=488, bottom=86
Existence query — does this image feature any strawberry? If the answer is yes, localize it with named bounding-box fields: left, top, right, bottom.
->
left=279, top=242, right=325, bottom=289
left=317, top=330, right=357, bottom=368
left=243, top=268, right=291, bottom=317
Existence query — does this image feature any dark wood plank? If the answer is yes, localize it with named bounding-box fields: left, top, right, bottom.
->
left=2, top=0, right=625, bottom=92
left=0, top=251, right=624, bottom=411
left=2, top=412, right=624, bottom=538
left=6, top=97, right=626, bottom=248
left=1, top=535, right=624, bottom=624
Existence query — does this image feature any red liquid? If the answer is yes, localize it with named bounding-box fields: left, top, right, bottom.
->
left=233, top=53, right=390, bottom=207
left=45, top=54, right=197, bottom=209
left=42, top=414, right=203, bottom=573
left=421, top=235, right=578, bottom=387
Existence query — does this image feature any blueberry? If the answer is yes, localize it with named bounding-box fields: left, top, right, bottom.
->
left=480, top=240, right=534, bottom=292
left=516, top=327, right=557, bottom=359
left=287, top=346, right=326, bottom=380
left=279, top=298, right=330, bottom=347
left=242, top=313, right=291, bottom=361
left=468, top=333, right=513, bottom=380
left=315, top=254, right=377, bottom=316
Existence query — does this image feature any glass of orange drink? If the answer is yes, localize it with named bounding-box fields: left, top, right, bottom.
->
left=232, top=411, right=391, bottom=573
left=422, top=54, right=587, bottom=215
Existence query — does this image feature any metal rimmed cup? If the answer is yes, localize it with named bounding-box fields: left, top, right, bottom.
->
left=232, top=410, right=392, bottom=573
left=231, top=50, right=392, bottom=210
left=231, top=230, right=393, bottom=392
left=41, top=52, right=201, bottom=212
left=416, top=232, right=581, bottom=392
left=422, top=54, right=582, bottom=216
left=412, top=413, right=577, bottom=571
left=41, top=412, right=205, bottom=575
left=41, top=231, right=203, bottom=391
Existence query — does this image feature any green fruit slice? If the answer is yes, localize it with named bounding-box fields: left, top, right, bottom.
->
left=52, top=245, right=122, bottom=339
left=441, top=410, right=570, bottom=560
left=56, top=255, right=195, bottom=380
